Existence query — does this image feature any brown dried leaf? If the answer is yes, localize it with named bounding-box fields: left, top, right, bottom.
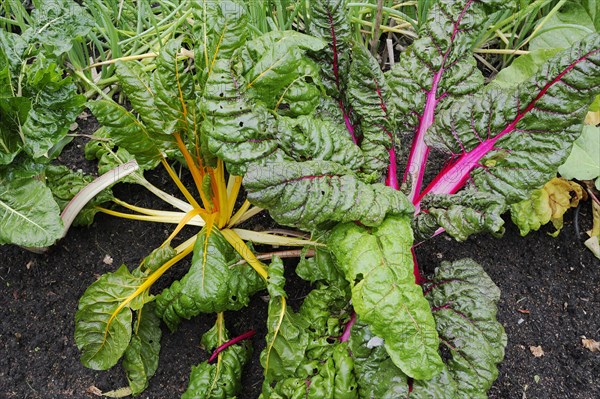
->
left=530, top=345, right=544, bottom=357
left=86, top=386, right=102, bottom=396
left=582, top=337, right=600, bottom=352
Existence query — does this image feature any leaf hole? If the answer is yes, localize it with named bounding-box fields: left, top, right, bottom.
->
left=354, top=273, right=364, bottom=285
left=231, top=295, right=237, bottom=301
left=239, top=121, right=244, bottom=127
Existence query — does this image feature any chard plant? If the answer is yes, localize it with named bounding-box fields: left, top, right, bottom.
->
left=0, top=0, right=120, bottom=249
left=73, top=0, right=600, bottom=397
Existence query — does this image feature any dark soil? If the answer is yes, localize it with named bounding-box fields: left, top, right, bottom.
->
left=1, top=133, right=599, bottom=399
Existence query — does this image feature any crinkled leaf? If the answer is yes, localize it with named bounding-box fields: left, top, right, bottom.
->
left=261, top=264, right=355, bottom=398
left=20, top=57, right=84, bottom=160
left=261, top=257, right=310, bottom=381
left=75, top=265, right=146, bottom=370
left=202, top=31, right=327, bottom=175
left=329, top=216, right=443, bottom=380
left=415, top=190, right=506, bottom=241
left=347, top=44, right=393, bottom=183
left=275, top=115, right=363, bottom=170
left=192, top=0, right=249, bottom=88
left=349, top=259, right=505, bottom=398
left=0, top=170, right=63, bottom=247
left=0, top=30, right=27, bottom=75
left=87, top=100, right=171, bottom=170
left=296, top=247, right=346, bottom=287
left=142, top=245, right=177, bottom=273
left=421, top=259, right=506, bottom=398
left=24, top=0, right=94, bottom=57
left=150, top=38, right=195, bottom=136
left=424, top=34, right=600, bottom=205
left=510, top=177, right=585, bottom=236
left=182, top=321, right=251, bottom=399
left=115, top=61, right=171, bottom=137
left=122, top=303, right=162, bottom=396
left=306, top=0, right=353, bottom=98
left=235, top=30, right=325, bottom=111
left=558, top=125, right=600, bottom=183
left=202, top=58, right=283, bottom=175
left=45, top=164, right=113, bottom=227
left=0, top=96, right=29, bottom=165
left=349, top=321, right=412, bottom=398
left=387, top=0, right=505, bottom=200
left=244, top=160, right=413, bottom=230
left=154, top=227, right=264, bottom=331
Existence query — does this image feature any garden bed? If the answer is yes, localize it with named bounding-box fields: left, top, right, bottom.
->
left=1, top=136, right=598, bottom=399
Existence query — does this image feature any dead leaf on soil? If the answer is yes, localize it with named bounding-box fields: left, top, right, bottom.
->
left=86, top=386, right=102, bottom=396
left=530, top=345, right=544, bottom=357
left=581, top=337, right=600, bottom=352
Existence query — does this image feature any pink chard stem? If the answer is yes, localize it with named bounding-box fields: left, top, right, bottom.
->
left=208, top=329, right=256, bottom=363
left=339, top=312, right=357, bottom=342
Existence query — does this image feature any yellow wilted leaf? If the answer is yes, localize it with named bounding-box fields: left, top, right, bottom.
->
left=510, top=178, right=586, bottom=236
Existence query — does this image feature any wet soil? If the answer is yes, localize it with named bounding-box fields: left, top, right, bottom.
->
left=1, top=135, right=599, bottom=399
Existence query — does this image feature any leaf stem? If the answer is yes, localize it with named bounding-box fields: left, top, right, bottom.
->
left=339, top=312, right=356, bottom=342
left=208, top=329, right=256, bottom=363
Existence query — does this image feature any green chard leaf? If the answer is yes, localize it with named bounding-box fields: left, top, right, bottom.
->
left=349, top=259, right=505, bottom=399
left=558, top=124, right=600, bottom=185
left=114, top=61, right=171, bottom=137
left=122, top=303, right=162, bottom=396
left=24, top=0, right=94, bottom=57
left=154, top=227, right=264, bottom=331
left=192, top=0, right=249, bottom=89
left=182, top=320, right=251, bottom=399
left=261, top=258, right=357, bottom=399
left=0, top=168, right=63, bottom=247
left=75, top=265, right=148, bottom=370
left=234, top=30, right=325, bottom=112
left=261, top=257, right=310, bottom=382
left=414, top=190, right=506, bottom=242
left=415, top=33, right=600, bottom=240
left=87, top=100, right=172, bottom=170
left=202, top=57, right=283, bottom=175
left=420, top=259, right=506, bottom=398
left=202, top=30, right=328, bottom=175
left=0, top=46, right=85, bottom=163
left=329, top=216, right=443, bottom=380
left=142, top=245, right=177, bottom=273
left=150, top=38, right=196, bottom=136
left=244, top=160, right=413, bottom=230
left=44, top=165, right=113, bottom=226
left=425, top=34, right=600, bottom=203
left=347, top=44, right=394, bottom=183
left=21, top=57, right=85, bottom=160
left=306, top=0, right=353, bottom=98
left=296, top=246, right=346, bottom=287
left=387, top=0, right=509, bottom=201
